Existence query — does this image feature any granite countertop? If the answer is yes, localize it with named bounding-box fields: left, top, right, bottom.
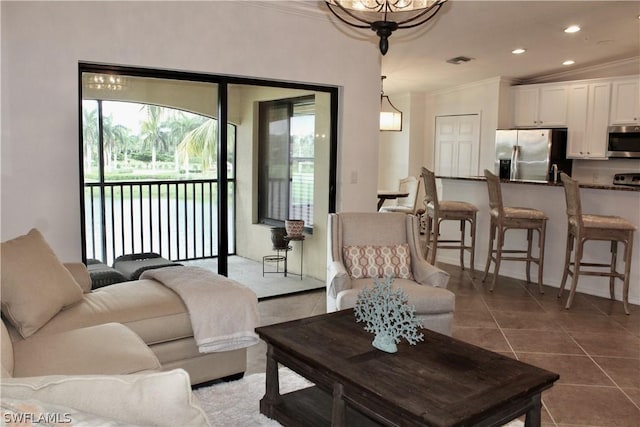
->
left=437, top=175, right=640, bottom=192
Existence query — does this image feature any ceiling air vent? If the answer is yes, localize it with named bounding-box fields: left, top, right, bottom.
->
left=446, top=56, right=473, bottom=65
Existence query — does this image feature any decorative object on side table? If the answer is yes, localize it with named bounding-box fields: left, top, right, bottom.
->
left=284, top=219, right=304, bottom=237
left=353, top=276, right=424, bottom=353
left=269, top=227, right=288, bottom=250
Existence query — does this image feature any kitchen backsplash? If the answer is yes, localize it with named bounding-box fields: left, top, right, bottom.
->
left=572, top=158, right=640, bottom=185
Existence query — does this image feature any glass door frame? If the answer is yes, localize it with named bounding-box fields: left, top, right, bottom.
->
left=78, top=62, right=338, bottom=276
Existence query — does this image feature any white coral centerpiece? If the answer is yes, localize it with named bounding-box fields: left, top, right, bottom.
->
left=353, top=276, right=424, bottom=353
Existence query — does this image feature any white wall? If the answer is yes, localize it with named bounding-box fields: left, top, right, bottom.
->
left=423, top=77, right=510, bottom=173
left=0, top=1, right=381, bottom=260
left=378, top=93, right=410, bottom=190
left=378, top=92, right=426, bottom=203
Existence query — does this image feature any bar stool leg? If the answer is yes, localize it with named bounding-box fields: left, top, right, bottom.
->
left=424, top=215, right=433, bottom=262
left=491, top=228, right=505, bottom=292
left=565, top=238, right=584, bottom=310
left=609, top=240, right=618, bottom=300
left=537, top=221, right=546, bottom=294
left=469, top=214, right=477, bottom=278
left=558, top=228, right=574, bottom=298
left=623, top=235, right=633, bottom=315
left=430, top=218, right=441, bottom=265
left=526, top=229, right=533, bottom=283
left=482, top=222, right=496, bottom=283
left=459, top=219, right=466, bottom=270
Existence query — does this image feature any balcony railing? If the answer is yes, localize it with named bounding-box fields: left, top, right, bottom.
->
left=84, top=179, right=234, bottom=265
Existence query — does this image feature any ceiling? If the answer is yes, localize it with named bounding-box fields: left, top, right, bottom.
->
left=283, top=1, right=640, bottom=95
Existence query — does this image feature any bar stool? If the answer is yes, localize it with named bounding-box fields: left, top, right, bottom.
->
left=421, top=167, right=478, bottom=274
left=482, top=170, right=547, bottom=293
left=558, top=173, right=636, bottom=314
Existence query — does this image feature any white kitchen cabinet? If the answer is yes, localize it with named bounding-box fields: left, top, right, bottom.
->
left=566, top=81, right=611, bottom=159
left=512, top=84, right=568, bottom=128
left=610, top=77, right=640, bottom=125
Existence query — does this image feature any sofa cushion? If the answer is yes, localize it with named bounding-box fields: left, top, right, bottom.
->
left=12, top=323, right=161, bottom=377
left=63, top=262, right=93, bottom=293
left=343, top=244, right=414, bottom=280
left=0, top=229, right=83, bottom=338
left=29, top=279, right=192, bottom=346
left=1, top=397, right=136, bottom=426
left=0, top=369, right=211, bottom=427
left=336, top=278, right=455, bottom=314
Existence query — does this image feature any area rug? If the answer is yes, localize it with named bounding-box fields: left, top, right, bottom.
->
left=193, top=368, right=311, bottom=427
left=194, top=368, right=524, bottom=427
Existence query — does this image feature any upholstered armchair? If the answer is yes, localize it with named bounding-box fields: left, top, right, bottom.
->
left=326, top=212, right=455, bottom=336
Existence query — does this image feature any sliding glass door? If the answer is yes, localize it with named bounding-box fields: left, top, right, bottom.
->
left=79, top=63, right=337, bottom=280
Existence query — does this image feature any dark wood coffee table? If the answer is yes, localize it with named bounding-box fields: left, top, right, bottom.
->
left=256, top=310, right=558, bottom=427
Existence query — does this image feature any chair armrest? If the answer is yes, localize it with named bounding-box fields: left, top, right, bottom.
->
left=412, top=258, right=450, bottom=288
left=63, top=262, right=92, bottom=293
left=327, top=260, right=352, bottom=298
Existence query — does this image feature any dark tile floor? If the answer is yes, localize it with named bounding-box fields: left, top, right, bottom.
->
left=247, top=263, right=640, bottom=427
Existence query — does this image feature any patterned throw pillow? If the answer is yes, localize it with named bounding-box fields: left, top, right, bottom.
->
left=342, top=244, right=413, bottom=280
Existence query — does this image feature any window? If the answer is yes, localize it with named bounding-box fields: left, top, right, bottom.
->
left=258, top=96, right=315, bottom=230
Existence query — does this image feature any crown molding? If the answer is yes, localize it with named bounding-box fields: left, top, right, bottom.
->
left=518, top=56, right=640, bottom=85
left=427, top=76, right=514, bottom=97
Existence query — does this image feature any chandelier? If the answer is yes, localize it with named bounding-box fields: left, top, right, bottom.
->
left=83, top=73, right=126, bottom=91
left=325, top=0, right=447, bottom=55
left=380, top=76, right=402, bottom=131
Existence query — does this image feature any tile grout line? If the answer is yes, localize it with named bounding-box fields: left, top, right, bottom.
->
left=561, top=327, right=640, bottom=412
left=473, top=270, right=564, bottom=426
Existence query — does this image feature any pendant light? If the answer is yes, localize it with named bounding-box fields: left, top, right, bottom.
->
left=380, top=76, right=402, bottom=131
left=325, top=0, right=448, bottom=55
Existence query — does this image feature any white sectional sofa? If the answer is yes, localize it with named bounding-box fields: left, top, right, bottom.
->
left=0, top=228, right=259, bottom=425
left=0, top=229, right=251, bottom=385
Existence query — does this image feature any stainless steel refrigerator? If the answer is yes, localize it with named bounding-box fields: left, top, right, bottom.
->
left=494, top=128, right=572, bottom=182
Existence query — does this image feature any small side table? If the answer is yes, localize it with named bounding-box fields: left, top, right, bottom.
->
left=284, top=235, right=305, bottom=280
left=262, top=248, right=290, bottom=277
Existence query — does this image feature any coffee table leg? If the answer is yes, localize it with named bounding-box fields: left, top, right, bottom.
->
left=260, top=345, right=280, bottom=418
left=524, top=394, right=542, bottom=427
left=331, top=382, right=346, bottom=427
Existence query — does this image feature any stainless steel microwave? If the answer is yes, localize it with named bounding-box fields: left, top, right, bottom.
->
left=607, top=125, right=640, bottom=158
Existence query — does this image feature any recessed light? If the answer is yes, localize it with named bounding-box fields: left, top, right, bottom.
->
left=564, top=25, right=581, bottom=33
left=563, top=60, right=575, bottom=66
left=512, top=48, right=526, bottom=55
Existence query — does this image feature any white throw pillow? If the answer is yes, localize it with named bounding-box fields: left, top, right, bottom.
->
left=1, top=229, right=84, bottom=338
left=0, top=369, right=210, bottom=427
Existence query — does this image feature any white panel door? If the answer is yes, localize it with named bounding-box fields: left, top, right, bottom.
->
left=435, top=115, right=480, bottom=177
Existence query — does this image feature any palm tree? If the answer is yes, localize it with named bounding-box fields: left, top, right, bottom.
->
left=109, top=124, right=131, bottom=170
left=139, top=105, right=168, bottom=171
left=166, top=112, right=204, bottom=144
left=165, top=112, right=205, bottom=171
left=176, top=118, right=218, bottom=173
left=82, top=102, right=99, bottom=174
left=101, top=115, right=116, bottom=171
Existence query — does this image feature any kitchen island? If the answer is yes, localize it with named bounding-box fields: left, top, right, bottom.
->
left=435, top=176, right=640, bottom=307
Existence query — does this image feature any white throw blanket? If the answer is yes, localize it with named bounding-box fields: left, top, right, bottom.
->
left=140, top=266, right=259, bottom=353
